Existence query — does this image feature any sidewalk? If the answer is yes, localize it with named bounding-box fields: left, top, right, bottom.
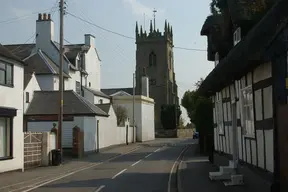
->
left=178, top=145, right=271, bottom=192
left=0, top=143, right=141, bottom=192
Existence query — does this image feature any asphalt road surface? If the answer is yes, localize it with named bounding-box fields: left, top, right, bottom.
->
left=27, top=138, right=196, bottom=192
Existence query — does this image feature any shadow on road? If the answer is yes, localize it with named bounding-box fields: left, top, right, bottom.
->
left=39, top=172, right=177, bottom=192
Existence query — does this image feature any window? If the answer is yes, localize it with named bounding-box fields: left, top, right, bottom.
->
left=89, top=82, right=91, bottom=87
left=99, top=99, right=103, bottom=104
left=149, top=52, right=157, bottom=66
left=0, top=117, right=12, bottom=159
left=240, top=85, right=254, bottom=137
left=25, top=92, right=30, bottom=103
left=215, top=93, right=224, bottom=134
left=233, top=27, right=241, bottom=46
left=0, top=61, right=13, bottom=86
left=76, top=81, right=81, bottom=95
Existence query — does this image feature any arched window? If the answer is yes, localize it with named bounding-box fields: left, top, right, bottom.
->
left=149, top=52, right=157, bottom=66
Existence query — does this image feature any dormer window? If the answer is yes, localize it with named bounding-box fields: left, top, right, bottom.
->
left=215, top=52, right=219, bottom=67
left=233, top=27, right=241, bottom=46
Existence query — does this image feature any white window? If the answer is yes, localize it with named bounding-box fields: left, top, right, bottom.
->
left=76, top=81, right=81, bottom=95
left=215, top=93, right=224, bottom=134
left=0, top=61, right=13, bottom=86
left=0, top=117, right=11, bottom=159
left=233, top=27, right=241, bottom=46
left=240, top=85, right=254, bottom=137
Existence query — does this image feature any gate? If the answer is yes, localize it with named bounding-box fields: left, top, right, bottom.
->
left=24, top=132, right=43, bottom=169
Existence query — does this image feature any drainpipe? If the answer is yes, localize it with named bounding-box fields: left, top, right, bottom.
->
left=80, top=52, right=84, bottom=96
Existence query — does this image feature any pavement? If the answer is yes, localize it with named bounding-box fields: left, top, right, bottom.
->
left=177, top=144, right=271, bottom=192
left=0, top=138, right=196, bottom=192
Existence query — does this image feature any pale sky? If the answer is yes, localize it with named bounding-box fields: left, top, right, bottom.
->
left=0, top=0, right=213, bottom=124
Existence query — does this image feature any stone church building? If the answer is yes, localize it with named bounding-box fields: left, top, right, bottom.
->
left=135, top=20, right=179, bottom=129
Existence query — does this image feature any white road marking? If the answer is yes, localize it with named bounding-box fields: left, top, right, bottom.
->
left=131, top=159, right=142, bottom=167
left=167, top=145, right=189, bottom=192
left=21, top=172, right=75, bottom=192
left=145, top=153, right=153, bottom=158
left=95, top=185, right=105, bottom=192
left=112, top=169, right=127, bottom=179
left=9, top=146, right=142, bottom=192
left=154, top=148, right=161, bottom=152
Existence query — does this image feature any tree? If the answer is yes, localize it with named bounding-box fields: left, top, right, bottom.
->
left=181, top=78, right=213, bottom=132
left=178, top=116, right=185, bottom=129
left=114, top=105, right=128, bottom=126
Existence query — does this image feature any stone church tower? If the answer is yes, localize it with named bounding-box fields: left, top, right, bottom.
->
left=135, top=20, right=179, bottom=130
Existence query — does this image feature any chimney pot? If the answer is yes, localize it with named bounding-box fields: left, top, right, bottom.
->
left=38, top=13, right=42, bottom=20
left=48, top=13, right=51, bottom=20
left=43, top=13, right=47, bottom=20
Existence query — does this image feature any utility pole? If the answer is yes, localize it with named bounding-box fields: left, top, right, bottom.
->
left=57, top=0, right=64, bottom=153
left=132, top=72, right=135, bottom=143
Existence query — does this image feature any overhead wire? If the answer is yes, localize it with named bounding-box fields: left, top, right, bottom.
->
left=67, top=0, right=136, bottom=67
left=66, top=11, right=206, bottom=52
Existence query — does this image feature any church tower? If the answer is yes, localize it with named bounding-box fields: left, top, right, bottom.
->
left=135, top=19, right=179, bottom=130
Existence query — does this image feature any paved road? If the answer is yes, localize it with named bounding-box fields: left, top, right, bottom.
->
left=23, top=138, right=195, bottom=192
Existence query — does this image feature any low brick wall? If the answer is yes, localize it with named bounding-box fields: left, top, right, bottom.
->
left=155, top=129, right=177, bottom=138
left=177, top=128, right=194, bottom=138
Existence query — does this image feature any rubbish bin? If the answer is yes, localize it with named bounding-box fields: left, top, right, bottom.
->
left=51, top=149, right=62, bottom=166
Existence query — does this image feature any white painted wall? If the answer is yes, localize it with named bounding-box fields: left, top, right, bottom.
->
left=94, top=95, right=110, bottom=104
left=83, top=116, right=97, bottom=152
left=27, top=116, right=84, bottom=148
left=24, top=73, right=41, bottom=112
left=112, top=95, right=155, bottom=142
left=84, top=35, right=101, bottom=91
left=0, top=61, right=24, bottom=173
left=35, top=17, right=69, bottom=73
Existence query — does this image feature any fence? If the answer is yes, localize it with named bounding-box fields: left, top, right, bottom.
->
left=24, top=132, right=43, bottom=169
left=24, top=131, right=57, bottom=169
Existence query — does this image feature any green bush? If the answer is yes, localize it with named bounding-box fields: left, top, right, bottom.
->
left=161, top=104, right=182, bottom=129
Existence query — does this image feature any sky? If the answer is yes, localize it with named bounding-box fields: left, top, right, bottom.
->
left=0, top=0, right=213, bottom=125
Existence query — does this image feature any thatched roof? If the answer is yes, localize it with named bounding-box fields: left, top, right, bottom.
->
left=198, top=0, right=288, bottom=96
left=200, top=15, right=224, bottom=36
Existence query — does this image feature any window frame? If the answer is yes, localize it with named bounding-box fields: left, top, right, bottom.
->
left=25, top=92, right=30, bottom=103
left=75, top=81, right=81, bottom=95
left=239, top=85, right=255, bottom=138
left=0, top=116, right=13, bottom=160
left=149, top=52, right=157, bottom=66
left=0, top=60, right=14, bottom=87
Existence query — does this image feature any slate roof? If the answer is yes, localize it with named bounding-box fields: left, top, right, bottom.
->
left=23, top=50, right=69, bottom=77
left=199, top=0, right=288, bottom=96
left=83, top=87, right=111, bottom=99
left=24, top=73, right=33, bottom=89
left=26, top=90, right=108, bottom=116
left=3, top=44, right=35, bottom=60
left=101, top=88, right=133, bottom=96
left=95, top=104, right=111, bottom=114
left=0, top=44, right=25, bottom=64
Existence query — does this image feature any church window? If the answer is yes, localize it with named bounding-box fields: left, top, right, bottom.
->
left=149, top=52, right=157, bottom=66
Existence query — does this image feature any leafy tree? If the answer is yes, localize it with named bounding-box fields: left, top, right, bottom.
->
left=178, top=116, right=185, bottom=129
left=181, top=78, right=213, bottom=133
left=114, top=105, right=128, bottom=126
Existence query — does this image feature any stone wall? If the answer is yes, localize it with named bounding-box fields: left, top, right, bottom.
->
left=177, top=128, right=194, bottom=138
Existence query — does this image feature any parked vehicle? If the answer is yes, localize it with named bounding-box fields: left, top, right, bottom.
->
left=193, top=132, right=199, bottom=139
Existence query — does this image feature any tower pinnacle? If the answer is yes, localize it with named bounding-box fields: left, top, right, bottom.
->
left=153, top=8, right=157, bottom=31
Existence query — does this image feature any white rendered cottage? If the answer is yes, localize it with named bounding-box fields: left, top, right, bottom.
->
left=0, top=45, right=25, bottom=173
